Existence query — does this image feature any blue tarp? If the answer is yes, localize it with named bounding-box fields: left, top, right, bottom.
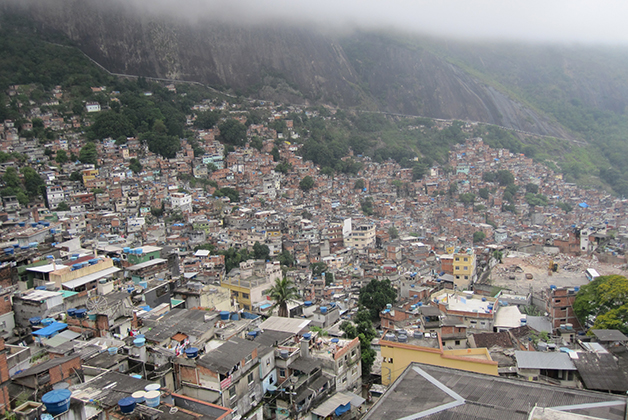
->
left=32, top=322, right=67, bottom=337
left=335, top=403, right=351, bottom=416
left=579, top=202, right=589, bottom=208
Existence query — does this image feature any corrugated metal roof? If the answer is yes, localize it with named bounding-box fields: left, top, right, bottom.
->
left=515, top=351, right=576, bottom=370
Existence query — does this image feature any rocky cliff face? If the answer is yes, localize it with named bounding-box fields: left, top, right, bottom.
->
left=8, top=0, right=615, bottom=139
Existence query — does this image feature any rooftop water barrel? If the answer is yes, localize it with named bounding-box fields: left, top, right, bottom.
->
left=482, top=297, right=487, bottom=302
left=574, top=286, right=580, bottom=292
left=418, top=302, right=423, bottom=307
left=280, top=350, right=290, bottom=359
left=67, top=308, right=77, bottom=317
left=386, top=303, right=392, bottom=309
left=331, top=338, right=340, bottom=344
left=133, top=338, right=146, bottom=347
left=537, top=342, right=548, bottom=351
left=320, top=306, right=328, bottom=314
left=72, top=254, right=80, bottom=258
left=70, top=256, right=77, bottom=261
left=88, top=259, right=99, bottom=265
left=88, top=314, right=97, bottom=321
left=550, top=285, right=557, bottom=290
left=185, top=348, right=199, bottom=359
left=31, top=223, right=37, bottom=227
left=50, top=229, right=56, bottom=234
left=139, top=281, right=148, bottom=289
left=42, top=389, right=72, bottom=415
left=36, top=286, right=47, bottom=291
left=72, top=263, right=82, bottom=270
left=413, top=295, right=418, bottom=298
left=41, top=318, right=54, bottom=327
left=18, top=222, right=25, bottom=227
left=131, top=391, right=146, bottom=403
left=29, top=317, right=41, bottom=326
left=398, top=334, right=408, bottom=343
left=123, top=247, right=131, bottom=253
left=118, top=397, right=136, bottom=414
left=520, top=318, right=527, bottom=325
left=247, top=331, right=257, bottom=339
left=304, top=301, right=312, bottom=307
left=136, top=248, right=143, bottom=254
left=413, top=331, right=424, bottom=339
left=144, top=390, right=160, bottom=407
left=231, top=313, right=240, bottom=321
left=144, top=384, right=161, bottom=393
left=108, top=347, right=118, bottom=355
left=220, top=311, right=230, bottom=320
left=303, top=333, right=312, bottom=341
left=384, top=333, right=397, bottom=341
left=3, top=248, right=14, bottom=255
left=75, top=309, right=87, bottom=318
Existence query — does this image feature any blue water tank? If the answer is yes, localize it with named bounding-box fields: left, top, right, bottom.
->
left=220, top=311, right=230, bottom=320
left=75, top=309, right=87, bottom=318
left=118, top=397, right=136, bottom=414
left=418, top=302, right=423, bottom=306
left=41, top=318, right=54, bottom=326
left=247, top=331, right=257, bottom=338
left=42, top=389, right=71, bottom=415
left=3, top=248, right=14, bottom=255
left=303, top=333, right=312, bottom=341
left=304, top=301, right=312, bottom=307
left=133, top=338, right=146, bottom=347
left=331, top=338, right=339, bottom=343
left=36, top=286, right=47, bottom=290
left=185, top=347, right=199, bottom=359
left=88, top=259, right=99, bottom=265
left=550, top=285, right=557, bottom=290
left=72, top=263, right=82, bottom=270
left=135, top=248, right=143, bottom=254
left=482, top=297, right=487, bottom=302
left=29, top=317, right=41, bottom=325
left=231, top=313, right=240, bottom=321
left=108, top=347, right=118, bottom=355
left=18, top=222, right=25, bottom=227
left=123, top=247, right=131, bottom=253
left=320, top=306, right=328, bottom=314
left=574, top=286, right=580, bottom=292
left=67, top=308, right=77, bottom=317
left=30, top=223, right=38, bottom=227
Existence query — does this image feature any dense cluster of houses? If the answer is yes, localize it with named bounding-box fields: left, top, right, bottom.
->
left=1, top=82, right=628, bottom=419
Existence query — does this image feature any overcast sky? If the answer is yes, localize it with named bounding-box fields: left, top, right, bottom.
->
left=120, top=0, right=628, bottom=45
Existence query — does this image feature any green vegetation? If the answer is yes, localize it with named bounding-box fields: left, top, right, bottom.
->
left=268, top=277, right=300, bottom=317
left=358, top=279, right=397, bottom=320
left=299, top=176, right=315, bottom=192
left=473, top=231, right=486, bottom=243
left=340, top=308, right=378, bottom=378
left=574, top=275, right=628, bottom=334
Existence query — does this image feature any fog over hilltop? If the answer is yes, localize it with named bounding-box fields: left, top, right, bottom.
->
left=51, top=0, right=628, bottom=45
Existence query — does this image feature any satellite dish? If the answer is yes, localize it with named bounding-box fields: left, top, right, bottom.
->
left=87, top=295, right=108, bottom=313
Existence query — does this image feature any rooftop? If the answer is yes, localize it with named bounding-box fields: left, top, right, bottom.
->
left=258, top=316, right=311, bottom=335
left=364, top=363, right=627, bottom=420
left=515, top=351, right=577, bottom=371
left=198, top=337, right=262, bottom=375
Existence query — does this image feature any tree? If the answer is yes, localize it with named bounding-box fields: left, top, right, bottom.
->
left=311, top=262, right=327, bottom=277
left=354, top=179, right=365, bottom=190
left=268, top=277, right=300, bottom=318
left=496, top=169, right=515, bottom=186
left=79, top=142, right=98, bottom=165
left=253, top=241, right=270, bottom=261
left=55, top=150, right=68, bottom=164
left=70, top=171, right=82, bottom=182
left=194, top=110, right=221, bottom=129
left=277, top=250, right=295, bottom=267
left=478, top=187, right=490, bottom=200
left=493, top=250, right=503, bottom=263
left=325, top=272, right=334, bottom=286
left=299, top=176, right=315, bottom=192
left=388, top=226, right=399, bottom=239
left=2, top=167, right=21, bottom=189
left=129, top=158, right=143, bottom=174
left=56, top=202, right=69, bottom=211
left=459, top=192, right=476, bottom=206
left=525, top=183, right=539, bottom=194
left=473, top=231, right=486, bottom=243
left=340, top=309, right=378, bottom=377
left=574, top=275, right=628, bottom=331
left=557, top=202, right=573, bottom=213
left=218, top=119, right=247, bottom=146
left=358, top=279, right=397, bottom=320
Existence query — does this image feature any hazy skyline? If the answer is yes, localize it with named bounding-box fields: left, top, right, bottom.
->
left=115, top=0, right=628, bottom=45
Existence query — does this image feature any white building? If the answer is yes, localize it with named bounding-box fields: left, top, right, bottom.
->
left=170, top=192, right=192, bottom=213
left=47, top=186, right=66, bottom=208
left=85, top=102, right=101, bottom=113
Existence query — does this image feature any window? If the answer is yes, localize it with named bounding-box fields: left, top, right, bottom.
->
left=229, top=387, right=236, bottom=399
left=464, top=257, right=468, bottom=262
left=463, top=266, right=467, bottom=270
left=245, top=354, right=252, bottom=363
left=464, top=276, right=468, bottom=280
left=279, top=368, right=286, bottom=378
left=248, top=372, right=254, bottom=384
left=455, top=266, right=460, bottom=270
left=243, top=305, right=250, bottom=310
left=455, top=340, right=461, bottom=345
left=554, top=299, right=561, bottom=303
left=351, top=349, right=356, bottom=358
left=242, top=293, right=249, bottom=299
left=342, top=376, right=347, bottom=383
left=455, top=257, right=460, bottom=262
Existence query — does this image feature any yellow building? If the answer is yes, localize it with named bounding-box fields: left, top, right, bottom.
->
left=82, top=168, right=99, bottom=183
left=453, top=249, right=476, bottom=289
left=221, top=260, right=281, bottom=311
left=380, top=331, right=497, bottom=385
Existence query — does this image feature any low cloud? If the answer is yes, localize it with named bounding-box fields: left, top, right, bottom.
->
left=117, top=0, right=628, bottom=45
